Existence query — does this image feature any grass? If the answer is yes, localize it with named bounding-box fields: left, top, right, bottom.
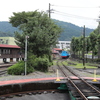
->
left=53, top=60, right=57, bottom=65
left=73, top=63, right=97, bottom=69
left=52, top=59, right=100, bottom=77
left=53, top=60, right=97, bottom=69
left=67, top=61, right=97, bottom=69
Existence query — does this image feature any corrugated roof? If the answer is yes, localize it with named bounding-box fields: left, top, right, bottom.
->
left=0, top=44, right=20, bottom=48
left=52, top=49, right=59, bottom=54
left=54, top=48, right=62, bottom=51
left=0, top=37, right=16, bottom=45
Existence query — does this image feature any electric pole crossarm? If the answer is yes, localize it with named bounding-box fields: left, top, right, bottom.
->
left=48, top=3, right=54, bottom=18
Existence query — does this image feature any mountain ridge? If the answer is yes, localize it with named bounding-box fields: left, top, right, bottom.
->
left=0, top=20, right=94, bottom=41
left=53, top=19, right=94, bottom=40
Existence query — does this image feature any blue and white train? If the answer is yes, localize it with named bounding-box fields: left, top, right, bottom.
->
left=60, top=51, right=70, bottom=59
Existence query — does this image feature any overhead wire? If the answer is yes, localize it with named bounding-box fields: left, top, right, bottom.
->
left=51, top=4, right=100, bottom=8
left=53, top=10, right=97, bottom=20
left=50, top=4, right=100, bottom=21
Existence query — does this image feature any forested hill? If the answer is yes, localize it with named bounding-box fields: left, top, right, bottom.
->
left=0, top=21, right=18, bottom=37
left=0, top=20, right=94, bottom=41
left=53, top=19, right=94, bottom=40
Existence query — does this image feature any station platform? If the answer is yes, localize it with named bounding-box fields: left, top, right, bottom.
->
left=0, top=76, right=100, bottom=86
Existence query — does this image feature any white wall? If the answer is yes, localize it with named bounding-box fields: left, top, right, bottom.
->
left=56, top=41, right=71, bottom=50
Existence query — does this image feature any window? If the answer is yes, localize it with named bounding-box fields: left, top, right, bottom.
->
left=7, top=49, right=10, bottom=54
left=2, top=49, right=11, bottom=54
left=66, top=43, right=70, bottom=45
left=3, top=49, right=6, bottom=54
left=61, top=43, right=65, bottom=44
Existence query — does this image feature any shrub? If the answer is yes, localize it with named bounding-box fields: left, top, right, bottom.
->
left=8, top=61, right=34, bottom=75
left=7, top=54, right=52, bottom=75
left=27, top=53, right=37, bottom=67
left=27, top=54, right=51, bottom=72
left=34, top=56, right=49, bottom=72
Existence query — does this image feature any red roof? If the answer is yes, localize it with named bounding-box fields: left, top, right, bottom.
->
left=52, top=49, right=59, bottom=54
left=53, top=48, right=62, bottom=51
left=0, top=44, right=20, bottom=48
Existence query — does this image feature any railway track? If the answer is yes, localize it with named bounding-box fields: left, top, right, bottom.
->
left=0, top=63, right=15, bottom=68
left=0, top=63, right=15, bottom=76
left=0, top=69, right=7, bottom=75
left=0, top=89, right=59, bottom=99
left=57, top=60, right=100, bottom=100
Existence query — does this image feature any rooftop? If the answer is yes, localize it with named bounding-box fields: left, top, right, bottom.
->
left=0, top=44, right=20, bottom=48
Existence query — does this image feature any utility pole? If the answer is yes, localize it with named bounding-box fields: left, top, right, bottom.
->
left=48, top=3, right=54, bottom=18
left=83, top=25, right=86, bottom=69
left=97, top=17, right=100, bottom=34
left=25, top=36, right=29, bottom=75
left=49, top=3, right=51, bottom=18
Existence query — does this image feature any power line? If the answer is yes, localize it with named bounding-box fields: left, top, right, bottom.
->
left=51, top=4, right=100, bottom=8
left=53, top=10, right=97, bottom=20
left=48, top=4, right=100, bottom=22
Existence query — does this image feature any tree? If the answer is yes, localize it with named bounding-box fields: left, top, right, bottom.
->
left=97, top=34, right=100, bottom=59
left=74, top=37, right=80, bottom=57
left=92, top=26, right=100, bottom=60
left=9, top=11, right=62, bottom=61
left=78, top=36, right=83, bottom=59
left=89, top=32, right=97, bottom=61
left=71, top=37, right=78, bottom=58
left=71, top=37, right=76, bottom=56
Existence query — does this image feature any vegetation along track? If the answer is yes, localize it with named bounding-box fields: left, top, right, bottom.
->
left=57, top=60, right=100, bottom=100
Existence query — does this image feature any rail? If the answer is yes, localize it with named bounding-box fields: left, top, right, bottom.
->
left=57, top=60, right=100, bottom=100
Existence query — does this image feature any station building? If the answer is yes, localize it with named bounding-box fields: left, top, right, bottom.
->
left=0, top=37, right=71, bottom=62
left=56, top=41, right=71, bottom=50
left=0, top=44, right=24, bottom=63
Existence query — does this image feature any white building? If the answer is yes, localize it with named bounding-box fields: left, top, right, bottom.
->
left=56, top=41, right=71, bottom=50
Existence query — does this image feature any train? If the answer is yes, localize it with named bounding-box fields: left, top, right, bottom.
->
left=60, top=50, right=70, bottom=59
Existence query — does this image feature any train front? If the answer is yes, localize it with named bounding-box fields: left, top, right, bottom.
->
left=60, top=51, right=70, bottom=59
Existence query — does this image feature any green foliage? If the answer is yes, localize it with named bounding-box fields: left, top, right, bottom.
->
left=0, top=31, right=14, bottom=37
left=0, top=20, right=93, bottom=40
left=71, top=25, right=100, bottom=61
left=0, top=21, right=19, bottom=37
left=27, top=53, right=37, bottom=67
left=9, top=11, right=62, bottom=58
left=53, top=19, right=94, bottom=41
left=8, top=61, right=34, bottom=75
left=97, top=34, right=100, bottom=44
left=67, top=61, right=97, bottom=69
left=27, top=54, right=51, bottom=72
left=8, top=53, right=51, bottom=75
left=33, top=56, right=49, bottom=72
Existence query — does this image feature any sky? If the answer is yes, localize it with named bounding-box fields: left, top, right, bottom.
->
left=0, top=0, right=100, bottom=29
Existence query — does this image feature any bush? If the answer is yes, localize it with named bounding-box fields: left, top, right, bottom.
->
left=27, top=54, right=51, bottom=72
left=34, top=56, right=49, bottom=72
left=27, top=53, right=37, bottom=67
left=8, top=61, right=34, bottom=75
left=7, top=54, right=52, bottom=75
